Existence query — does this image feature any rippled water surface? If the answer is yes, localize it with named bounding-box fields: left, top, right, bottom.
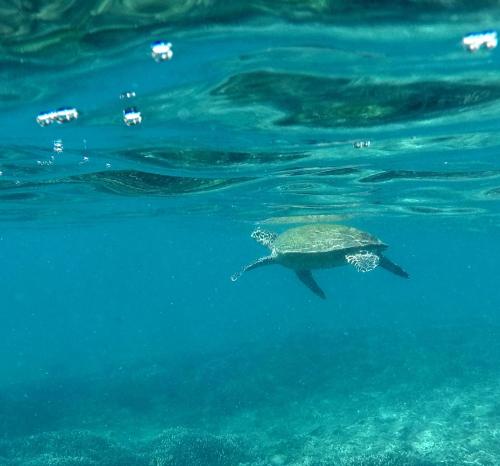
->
left=2, top=1, right=500, bottom=223
left=1, top=1, right=500, bottom=465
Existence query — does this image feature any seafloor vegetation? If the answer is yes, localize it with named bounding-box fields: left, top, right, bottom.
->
left=2, top=325, right=500, bottom=465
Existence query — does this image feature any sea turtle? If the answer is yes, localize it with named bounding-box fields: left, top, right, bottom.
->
left=231, top=224, right=409, bottom=299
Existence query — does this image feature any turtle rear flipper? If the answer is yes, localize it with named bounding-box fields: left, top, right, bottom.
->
left=295, top=270, right=326, bottom=299
left=231, top=255, right=275, bottom=282
left=379, top=255, right=409, bottom=279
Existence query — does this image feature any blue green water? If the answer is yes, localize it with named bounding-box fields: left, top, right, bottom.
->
left=1, top=2, right=500, bottom=465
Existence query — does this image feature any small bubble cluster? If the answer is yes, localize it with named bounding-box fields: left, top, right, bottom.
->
left=37, top=159, right=53, bottom=166
left=120, top=91, right=142, bottom=126
left=53, top=139, right=63, bottom=154
left=119, top=91, right=136, bottom=99
left=353, top=140, right=371, bottom=149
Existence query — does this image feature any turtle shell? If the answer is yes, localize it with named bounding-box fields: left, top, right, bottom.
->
left=273, top=224, right=385, bottom=254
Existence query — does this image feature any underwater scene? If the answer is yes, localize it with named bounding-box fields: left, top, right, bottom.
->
left=2, top=1, right=500, bottom=465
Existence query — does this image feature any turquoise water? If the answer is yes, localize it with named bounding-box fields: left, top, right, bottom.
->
left=2, top=2, right=500, bottom=465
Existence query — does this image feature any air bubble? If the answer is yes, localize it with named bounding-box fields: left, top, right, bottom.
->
left=53, top=139, right=63, bottom=154
left=151, top=41, right=173, bottom=62
left=353, top=140, right=371, bottom=149
left=123, top=107, right=142, bottom=126
left=462, top=30, right=497, bottom=52
left=120, top=91, right=136, bottom=99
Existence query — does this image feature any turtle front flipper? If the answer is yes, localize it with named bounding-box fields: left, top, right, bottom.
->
left=295, top=270, right=326, bottom=299
left=379, top=255, right=409, bottom=279
left=345, top=250, right=380, bottom=272
left=231, top=255, right=275, bottom=282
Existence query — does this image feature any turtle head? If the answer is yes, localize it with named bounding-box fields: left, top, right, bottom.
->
left=251, top=228, right=277, bottom=249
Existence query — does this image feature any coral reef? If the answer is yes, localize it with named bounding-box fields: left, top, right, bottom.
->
left=0, top=430, right=145, bottom=466
left=2, top=327, right=500, bottom=465
left=145, top=428, right=251, bottom=466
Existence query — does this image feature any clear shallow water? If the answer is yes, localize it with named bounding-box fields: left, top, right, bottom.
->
left=1, top=2, right=500, bottom=465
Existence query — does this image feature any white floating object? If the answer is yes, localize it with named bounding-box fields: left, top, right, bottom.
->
left=123, top=107, right=142, bottom=126
left=54, top=107, right=79, bottom=123
left=462, top=30, right=497, bottom=52
left=151, top=41, right=173, bottom=62
left=36, top=111, right=57, bottom=127
left=36, top=107, right=79, bottom=126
